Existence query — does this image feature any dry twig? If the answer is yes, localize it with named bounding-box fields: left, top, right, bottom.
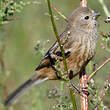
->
left=80, top=0, right=88, bottom=110
left=88, top=58, right=110, bottom=80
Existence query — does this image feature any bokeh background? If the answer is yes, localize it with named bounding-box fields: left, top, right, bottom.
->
left=0, top=0, right=110, bottom=110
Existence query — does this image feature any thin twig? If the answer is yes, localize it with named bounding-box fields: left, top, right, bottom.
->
left=80, top=0, right=87, bottom=7
left=88, top=58, right=110, bottom=80
left=80, top=0, right=88, bottom=110
left=80, top=74, right=88, bottom=110
left=98, top=0, right=110, bottom=17
left=50, top=2, right=68, bottom=22
left=47, top=0, right=68, bottom=73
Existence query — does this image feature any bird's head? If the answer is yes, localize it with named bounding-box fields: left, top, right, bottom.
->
left=68, top=7, right=100, bottom=32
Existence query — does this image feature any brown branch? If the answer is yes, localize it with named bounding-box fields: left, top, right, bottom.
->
left=80, top=74, right=88, bottom=110
left=88, top=58, right=110, bottom=80
left=80, top=0, right=87, bottom=7
left=80, top=1, right=88, bottom=109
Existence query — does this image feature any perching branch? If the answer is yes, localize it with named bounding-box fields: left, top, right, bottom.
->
left=80, top=74, right=88, bottom=110
left=47, top=1, right=77, bottom=110
left=80, top=0, right=88, bottom=110
left=47, top=0, right=68, bottom=73
left=80, top=0, right=87, bottom=7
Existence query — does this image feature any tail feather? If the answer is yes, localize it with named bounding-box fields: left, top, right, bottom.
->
left=4, top=74, right=48, bottom=106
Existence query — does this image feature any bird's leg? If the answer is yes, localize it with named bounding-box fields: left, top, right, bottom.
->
left=70, top=81, right=90, bottom=96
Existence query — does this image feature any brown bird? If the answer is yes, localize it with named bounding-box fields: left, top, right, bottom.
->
left=4, top=7, right=100, bottom=106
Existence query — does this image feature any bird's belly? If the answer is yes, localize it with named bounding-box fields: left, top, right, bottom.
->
left=66, top=54, right=85, bottom=76
left=66, top=46, right=93, bottom=78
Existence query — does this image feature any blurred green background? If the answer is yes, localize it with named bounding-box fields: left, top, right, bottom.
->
left=0, top=0, right=110, bottom=110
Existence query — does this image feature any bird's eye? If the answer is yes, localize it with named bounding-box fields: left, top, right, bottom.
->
left=84, top=16, right=89, bottom=20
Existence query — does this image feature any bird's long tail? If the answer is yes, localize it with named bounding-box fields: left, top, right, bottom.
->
left=4, top=73, right=48, bottom=106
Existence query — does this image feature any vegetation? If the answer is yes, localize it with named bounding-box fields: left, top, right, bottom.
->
left=0, top=0, right=110, bottom=110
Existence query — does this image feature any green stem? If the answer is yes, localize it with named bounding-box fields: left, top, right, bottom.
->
left=70, top=89, right=77, bottom=110
left=47, top=1, right=77, bottom=110
left=98, top=0, right=110, bottom=17
left=47, top=0, right=68, bottom=73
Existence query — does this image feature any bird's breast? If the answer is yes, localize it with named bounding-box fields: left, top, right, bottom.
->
left=66, top=34, right=97, bottom=75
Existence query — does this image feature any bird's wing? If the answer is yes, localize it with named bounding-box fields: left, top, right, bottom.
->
left=35, top=29, right=73, bottom=70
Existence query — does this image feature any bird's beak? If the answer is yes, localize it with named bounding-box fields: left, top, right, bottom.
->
left=94, top=12, right=100, bottom=19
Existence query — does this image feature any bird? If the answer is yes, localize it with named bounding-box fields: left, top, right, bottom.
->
left=4, top=7, right=100, bottom=106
